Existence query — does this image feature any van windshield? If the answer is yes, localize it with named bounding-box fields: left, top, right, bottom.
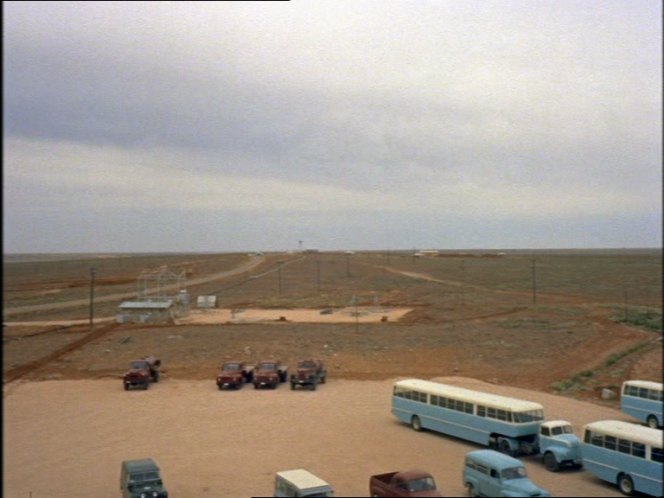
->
left=130, top=361, right=149, bottom=369
left=260, top=363, right=276, bottom=370
left=501, top=467, right=526, bottom=480
left=223, top=363, right=240, bottom=371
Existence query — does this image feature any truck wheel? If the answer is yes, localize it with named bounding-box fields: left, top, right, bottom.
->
left=499, top=439, right=513, bottom=456
left=253, top=383, right=258, bottom=389
left=291, top=382, right=296, bottom=390
left=544, top=452, right=559, bottom=472
left=466, top=483, right=477, bottom=497
left=218, top=384, right=223, bottom=390
left=124, top=383, right=129, bottom=391
left=153, top=371, right=159, bottom=383
left=321, top=374, right=326, bottom=384
left=411, top=415, right=422, bottom=432
left=617, top=474, right=634, bottom=496
left=143, top=382, right=149, bottom=390
left=311, top=380, right=317, bottom=391
left=646, top=415, right=659, bottom=428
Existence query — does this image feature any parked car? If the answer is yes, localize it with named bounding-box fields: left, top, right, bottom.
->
left=123, top=356, right=161, bottom=390
left=291, top=359, right=327, bottom=390
left=369, top=470, right=441, bottom=497
left=216, top=360, right=254, bottom=390
left=462, top=449, right=550, bottom=497
left=253, top=359, right=288, bottom=389
left=120, top=458, right=168, bottom=498
left=274, top=468, right=334, bottom=497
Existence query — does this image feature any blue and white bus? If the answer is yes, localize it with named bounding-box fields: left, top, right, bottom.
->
left=581, top=420, right=663, bottom=497
left=620, top=380, right=663, bottom=429
left=392, top=379, right=545, bottom=456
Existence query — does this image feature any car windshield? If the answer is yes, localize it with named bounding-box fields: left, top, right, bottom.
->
left=551, top=425, right=573, bottom=435
left=131, top=471, right=160, bottom=481
left=260, top=363, right=276, bottom=370
left=408, top=477, right=436, bottom=491
left=502, top=467, right=527, bottom=480
left=130, top=361, right=149, bottom=369
left=298, top=361, right=316, bottom=368
left=512, top=410, right=544, bottom=423
left=223, top=363, right=240, bottom=371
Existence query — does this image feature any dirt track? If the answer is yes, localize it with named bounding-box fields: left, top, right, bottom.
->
left=3, top=377, right=628, bottom=498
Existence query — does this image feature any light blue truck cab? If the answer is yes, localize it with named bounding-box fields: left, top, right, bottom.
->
left=537, top=420, right=583, bottom=472
left=462, top=449, right=551, bottom=497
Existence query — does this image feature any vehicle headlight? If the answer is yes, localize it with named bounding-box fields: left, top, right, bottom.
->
left=140, top=493, right=146, bottom=498
left=153, top=492, right=158, bottom=497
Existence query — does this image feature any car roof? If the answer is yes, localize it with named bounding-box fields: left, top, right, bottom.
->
left=123, top=459, right=159, bottom=472
left=276, top=469, right=330, bottom=489
left=622, top=380, right=663, bottom=391
left=465, top=450, right=523, bottom=469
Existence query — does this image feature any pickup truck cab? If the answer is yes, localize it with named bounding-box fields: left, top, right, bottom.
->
left=274, top=469, right=334, bottom=497
left=123, top=357, right=161, bottom=391
left=538, top=420, right=583, bottom=472
left=253, top=359, right=288, bottom=389
left=216, top=361, right=254, bottom=390
left=120, top=458, right=168, bottom=498
left=462, top=450, right=550, bottom=497
left=369, top=470, right=441, bottom=497
left=291, top=359, right=327, bottom=390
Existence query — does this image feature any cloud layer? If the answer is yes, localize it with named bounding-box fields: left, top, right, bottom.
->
left=3, top=1, right=662, bottom=252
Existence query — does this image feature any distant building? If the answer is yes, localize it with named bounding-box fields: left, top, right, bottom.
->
left=116, top=300, right=175, bottom=324
left=197, top=295, right=217, bottom=308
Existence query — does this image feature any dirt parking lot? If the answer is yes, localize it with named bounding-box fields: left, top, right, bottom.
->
left=3, top=250, right=661, bottom=497
left=3, top=376, right=631, bottom=498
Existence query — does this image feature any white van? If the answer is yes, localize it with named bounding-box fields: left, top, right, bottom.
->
left=274, top=469, right=334, bottom=497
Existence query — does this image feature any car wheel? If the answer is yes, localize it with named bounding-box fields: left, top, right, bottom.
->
left=411, top=415, right=422, bottom=432
left=467, top=483, right=477, bottom=497
left=618, top=474, right=634, bottom=496
left=544, top=452, right=559, bottom=472
left=646, top=415, right=659, bottom=428
left=123, top=383, right=129, bottom=391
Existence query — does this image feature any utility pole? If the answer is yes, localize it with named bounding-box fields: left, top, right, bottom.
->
left=316, top=259, right=321, bottom=295
left=346, top=254, right=350, bottom=278
left=89, top=267, right=96, bottom=329
left=531, top=258, right=537, bottom=305
left=461, top=259, right=466, bottom=306
left=623, top=288, right=628, bottom=321
left=277, top=263, right=282, bottom=296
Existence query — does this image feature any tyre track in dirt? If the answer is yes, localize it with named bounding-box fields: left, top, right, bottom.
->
left=4, top=322, right=119, bottom=384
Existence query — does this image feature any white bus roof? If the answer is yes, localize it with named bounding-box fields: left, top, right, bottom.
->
left=583, top=420, right=663, bottom=448
left=622, top=380, right=663, bottom=391
left=276, top=469, right=331, bottom=490
left=394, top=379, right=544, bottom=413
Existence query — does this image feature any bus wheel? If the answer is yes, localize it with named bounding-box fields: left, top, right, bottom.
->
left=544, top=452, right=559, bottom=472
left=411, top=415, right=422, bottom=432
left=499, top=439, right=513, bottom=456
left=646, top=415, right=659, bottom=428
left=617, top=474, right=634, bottom=496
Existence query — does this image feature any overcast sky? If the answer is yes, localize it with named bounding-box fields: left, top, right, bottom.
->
left=3, top=1, right=662, bottom=253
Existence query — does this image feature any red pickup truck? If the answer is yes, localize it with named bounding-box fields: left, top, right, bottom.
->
left=252, top=359, right=288, bottom=389
left=216, top=361, right=254, bottom=390
left=369, top=470, right=441, bottom=497
left=123, top=356, right=161, bottom=391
